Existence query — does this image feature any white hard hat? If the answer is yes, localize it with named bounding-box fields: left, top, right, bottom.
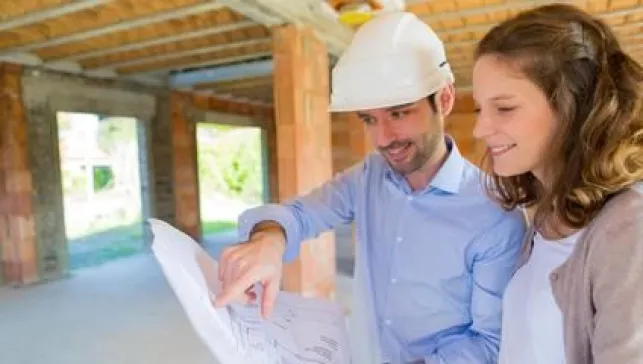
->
left=329, top=11, right=454, bottom=112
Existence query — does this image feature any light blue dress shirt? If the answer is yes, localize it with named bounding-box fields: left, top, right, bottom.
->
left=237, top=137, right=526, bottom=363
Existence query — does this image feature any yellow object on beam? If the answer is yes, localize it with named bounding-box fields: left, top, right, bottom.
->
left=338, top=10, right=374, bottom=26
left=331, top=0, right=382, bottom=27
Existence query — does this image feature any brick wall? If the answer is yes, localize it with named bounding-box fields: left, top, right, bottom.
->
left=0, top=64, right=275, bottom=285
left=169, top=92, right=200, bottom=240
left=0, top=63, right=38, bottom=285
left=154, top=91, right=276, bottom=240
left=149, top=92, right=176, bottom=228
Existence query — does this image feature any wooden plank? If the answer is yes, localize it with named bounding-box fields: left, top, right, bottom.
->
left=0, top=0, right=109, bottom=32
left=116, top=42, right=272, bottom=74
left=88, top=38, right=270, bottom=70
left=0, top=0, right=209, bottom=51
left=195, top=75, right=272, bottom=90
left=80, top=27, right=268, bottom=69
left=37, top=8, right=255, bottom=61
left=131, top=52, right=272, bottom=76
left=0, top=0, right=71, bottom=21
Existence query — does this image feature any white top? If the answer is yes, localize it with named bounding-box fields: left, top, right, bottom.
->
left=499, top=230, right=584, bottom=364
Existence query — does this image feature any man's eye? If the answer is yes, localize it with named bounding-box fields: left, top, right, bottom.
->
left=391, top=110, right=410, bottom=119
left=361, top=116, right=375, bottom=124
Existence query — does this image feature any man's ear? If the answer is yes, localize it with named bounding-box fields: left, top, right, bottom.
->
left=438, top=83, right=456, bottom=117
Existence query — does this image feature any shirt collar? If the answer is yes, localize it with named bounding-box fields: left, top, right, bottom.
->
left=430, top=136, right=466, bottom=194
left=381, top=135, right=466, bottom=195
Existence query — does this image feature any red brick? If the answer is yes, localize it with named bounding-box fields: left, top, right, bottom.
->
left=0, top=62, right=38, bottom=286
left=169, top=92, right=201, bottom=240
left=5, top=170, right=32, bottom=193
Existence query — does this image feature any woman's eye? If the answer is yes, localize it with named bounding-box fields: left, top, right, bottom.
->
left=497, top=107, right=516, bottom=113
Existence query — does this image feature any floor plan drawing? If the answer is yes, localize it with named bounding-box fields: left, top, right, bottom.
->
left=149, top=219, right=351, bottom=364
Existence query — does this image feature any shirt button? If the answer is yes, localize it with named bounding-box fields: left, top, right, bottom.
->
left=391, top=278, right=397, bottom=284
left=407, top=196, right=413, bottom=201
left=384, top=319, right=392, bottom=326
left=396, top=236, right=403, bottom=243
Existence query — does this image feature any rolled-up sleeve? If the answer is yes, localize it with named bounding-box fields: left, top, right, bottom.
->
left=237, top=161, right=365, bottom=262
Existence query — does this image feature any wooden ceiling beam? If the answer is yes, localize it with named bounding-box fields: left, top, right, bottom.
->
left=48, top=20, right=257, bottom=63
left=91, top=38, right=271, bottom=71
left=0, top=1, right=225, bottom=55
left=169, top=58, right=272, bottom=87
left=0, top=0, right=110, bottom=32
left=216, top=0, right=354, bottom=56
left=195, top=75, right=272, bottom=90
left=130, top=52, right=272, bottom=77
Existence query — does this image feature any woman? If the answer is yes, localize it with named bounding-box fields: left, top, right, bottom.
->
left=471, top=3, right=643, bottom=364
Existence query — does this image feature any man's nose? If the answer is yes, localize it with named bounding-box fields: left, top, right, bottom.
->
left=375, top=122, right=396, bottom=147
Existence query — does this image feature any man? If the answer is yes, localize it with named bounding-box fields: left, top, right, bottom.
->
left=214, top=12, right=525, bottom=364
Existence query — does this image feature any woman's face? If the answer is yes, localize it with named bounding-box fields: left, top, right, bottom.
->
left=472, top=54, right=558, bottom=180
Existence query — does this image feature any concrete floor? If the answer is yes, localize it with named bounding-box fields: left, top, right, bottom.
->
left=0, top=226, right=354, bottom=364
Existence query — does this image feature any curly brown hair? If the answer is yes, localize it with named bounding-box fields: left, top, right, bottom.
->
left=474, top=4, right=643, bottom=231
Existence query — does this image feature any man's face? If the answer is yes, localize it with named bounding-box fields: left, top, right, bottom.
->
left=357, top=98, right=444, bottom=175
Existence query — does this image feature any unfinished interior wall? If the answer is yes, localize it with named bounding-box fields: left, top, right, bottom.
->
left=167, top=93, right=276, bottom=241
left=20, top=69, right=157, bottom=282
left=0, top=63, right=38, bottom=286
left=0, top=63, right=277, bottom=286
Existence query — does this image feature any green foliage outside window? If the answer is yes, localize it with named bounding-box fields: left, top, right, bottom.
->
left=197, top=124, right=264, bottom=204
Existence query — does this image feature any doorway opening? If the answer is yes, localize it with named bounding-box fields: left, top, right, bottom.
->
left=57, top=112, right=147, bottom=270
left=196, top=122, right=267, bottom=257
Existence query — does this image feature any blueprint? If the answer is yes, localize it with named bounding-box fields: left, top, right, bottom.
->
left=149, top=219, right=351, bottom=364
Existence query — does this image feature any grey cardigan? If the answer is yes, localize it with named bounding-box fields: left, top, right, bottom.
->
left=517, top=183, right=643, bottom=364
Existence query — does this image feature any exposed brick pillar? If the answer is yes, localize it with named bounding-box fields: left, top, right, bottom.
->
left=272, top=24, right=335, bottom=299
left=0, top=63, right=38, bottom=285
left=169, top=92, right=201, bottom=240
left=149, top=93, right=176, bottom=227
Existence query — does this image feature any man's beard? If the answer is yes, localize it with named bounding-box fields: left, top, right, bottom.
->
left=380, top=132, right=442, bottom=176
